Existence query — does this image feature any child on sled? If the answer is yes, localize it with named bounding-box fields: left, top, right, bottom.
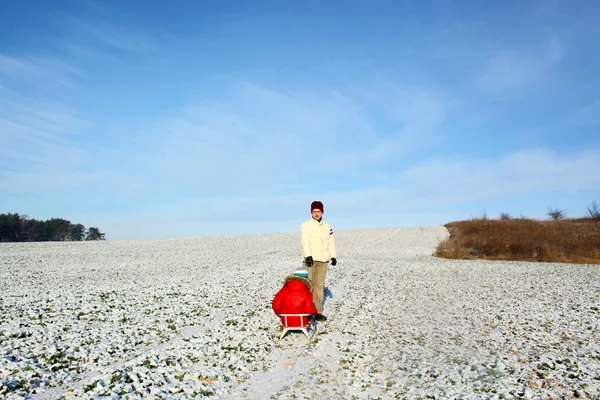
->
left=271, top=275, right=318, bottom=328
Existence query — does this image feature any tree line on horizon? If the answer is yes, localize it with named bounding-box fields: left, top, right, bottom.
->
left=0, top=213, right=105, bottom=242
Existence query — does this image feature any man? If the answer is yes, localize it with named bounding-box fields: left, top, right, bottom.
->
left=301, top=200, right=337, bottom=321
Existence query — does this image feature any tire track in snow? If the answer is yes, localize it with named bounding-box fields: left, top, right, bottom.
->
left=228, top=227, right=368, bottom=399
left=242, top=227, right=448, bottom=399
left=355, top=227, right=401, bottom=251
left=230, top=227, right=404, bottom=399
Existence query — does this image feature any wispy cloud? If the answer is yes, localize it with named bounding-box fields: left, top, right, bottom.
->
left=0, top=79, right=452, bottom=226
left=0, top=83, right=88, bottom=167
left=476, top=39, right=562, bottom=94
left=0, top=168, right=117, bottom=193
left=60, top=14, right=159, bottom=55
left=76, top=145, right=600, bottom=240
left=0, top=121, right=88, bottom=168
left=372, top=88, right=449, bottom=158
left=1, top=1, right=597, bottom=240
left=0, top=51, right=91, bottom=194
left=183, top=147, right=600, bottom=217
left=0, top=54, right=83, bottom=88
left=0, top=6, right=161, bottom=186
left=96, top=82, right=451, bottom=197
left=0, top=89, right=87, bottom=136
left=401, top=148, right=600, bottom=201
left=0, top=10, right=161, bottom=212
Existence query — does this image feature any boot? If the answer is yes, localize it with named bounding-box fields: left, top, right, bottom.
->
left=314, top=313, right=327, bottom=322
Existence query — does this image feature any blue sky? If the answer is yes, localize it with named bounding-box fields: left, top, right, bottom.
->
left=1, top=0, right=599, bottom=240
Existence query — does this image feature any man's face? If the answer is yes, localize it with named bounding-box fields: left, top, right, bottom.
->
left=312, top=209, right=322, bottom=220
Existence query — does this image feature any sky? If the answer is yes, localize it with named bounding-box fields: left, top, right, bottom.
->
left=1, top=0, right=599, bottom=240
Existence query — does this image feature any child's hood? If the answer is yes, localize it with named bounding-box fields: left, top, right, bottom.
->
left=283, top=275, right=313, bottom=292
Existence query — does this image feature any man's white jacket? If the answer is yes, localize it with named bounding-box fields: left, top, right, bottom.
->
left=301, top=218, right=337, bottom=262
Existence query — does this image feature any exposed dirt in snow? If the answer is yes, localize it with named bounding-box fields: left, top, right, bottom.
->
left=1, top=227, right=599, bottom=399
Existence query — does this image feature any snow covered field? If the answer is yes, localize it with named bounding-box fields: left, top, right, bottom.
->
left=1, top=226, right=599, bottom=399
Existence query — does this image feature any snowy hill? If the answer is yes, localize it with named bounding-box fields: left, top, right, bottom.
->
left=1, top=227, right=598, bottom=399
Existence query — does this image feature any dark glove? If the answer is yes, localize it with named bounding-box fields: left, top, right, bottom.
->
left=331, top=258, right=337, bottom=266
left=305, top=256, right=313, bottom=268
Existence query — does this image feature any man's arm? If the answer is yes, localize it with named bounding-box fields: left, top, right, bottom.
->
left=328, top=224, right=337, bottom=259
left=301, top=222, right=311, bottom=259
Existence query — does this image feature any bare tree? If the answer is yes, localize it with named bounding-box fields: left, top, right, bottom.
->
left=547, top=207, right=566, bottom=220
left=500, top=212, right=512, bottom=220
left=587, top=200, right=600, bottom=220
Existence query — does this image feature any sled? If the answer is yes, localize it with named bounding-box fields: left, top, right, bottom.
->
left=277, top=314, right=317, bottom=340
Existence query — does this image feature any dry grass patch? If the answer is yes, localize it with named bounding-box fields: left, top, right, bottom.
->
left=436, top=217, right=600, bottom=264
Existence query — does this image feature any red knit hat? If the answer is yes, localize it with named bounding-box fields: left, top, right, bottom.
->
left=311, top=201, right=324, bottom=213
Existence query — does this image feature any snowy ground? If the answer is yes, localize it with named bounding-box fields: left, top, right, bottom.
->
left=1, top=226, right=599, bottom=399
